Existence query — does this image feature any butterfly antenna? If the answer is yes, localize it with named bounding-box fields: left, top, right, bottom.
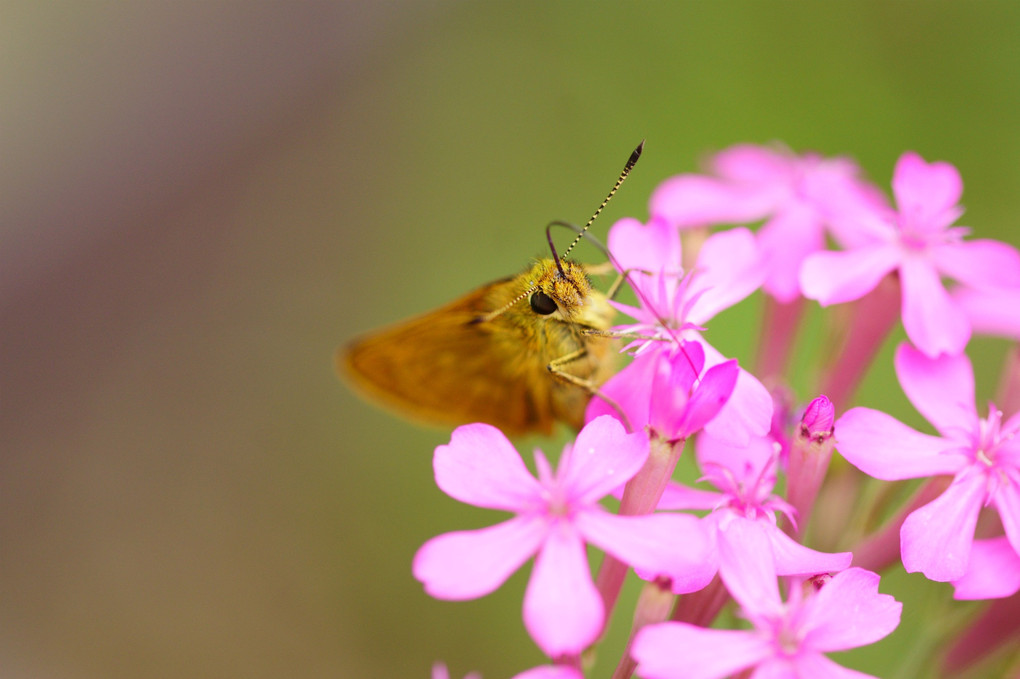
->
left=558, top=140, right=644, bottom=261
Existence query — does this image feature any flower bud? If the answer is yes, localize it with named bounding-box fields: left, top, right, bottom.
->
left=800, top=395, right=835, bottom=442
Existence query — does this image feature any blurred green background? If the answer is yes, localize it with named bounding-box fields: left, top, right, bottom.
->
left=2, top=2, right=1019, bottom=678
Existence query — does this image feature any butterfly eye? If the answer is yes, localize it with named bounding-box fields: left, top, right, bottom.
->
left=529, top=291, right=557, bottom=315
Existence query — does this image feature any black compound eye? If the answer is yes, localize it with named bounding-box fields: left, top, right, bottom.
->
left=529, top=291, right=557, bottom=315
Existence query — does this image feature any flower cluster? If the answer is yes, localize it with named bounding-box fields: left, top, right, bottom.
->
left=413, top=145, right=1020, bottom=679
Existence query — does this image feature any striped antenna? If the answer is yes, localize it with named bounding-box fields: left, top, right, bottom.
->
left=473, top=141, right=644, bottom=325
left=559, top=140, right=644, bottom=261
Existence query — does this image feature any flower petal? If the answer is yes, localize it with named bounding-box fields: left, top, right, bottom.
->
left=649, top=174, right=770, bottom=229
left=991, top=475, right=1020, bottom=559
left=765, top=522, right=852, bottom=576
left=891, top=152, right=963, bottom=231
left=757, top=204, right=825, bottom=303
left=656, top=480, right=725, bottom=511
left=835, top=408, right=965, bottom=480
left=893, top=342, right=977, bottom=436
left=933, top=238, right=1020, bottom=291
left=773, top=653, right=883, bottom=679
left=435, top=424, right=542, bottom=511
left=799, top=244, right=899, bottom=305
left=711, top=143, right=791, bottom=185
left=677, top=359, right=739, bottom=438
left=901, top=473, right=986, bottom=581
left=951, top=537, right=1020, bottom=600
left=577, top=509, right=715, bottom=593
left=900, top=254, right=971, bottom=357
left=954, top=287, right=1020, bottom=339
left=717, top=517, right=783, bottom=617
left=633, top=624, right=771, bottom=679
left=562, top=415, right=649, bottom=505
left=523, top=523, right=602, bottom=655
left=687, top=227, right=766, bottom=324
left=608, top=217, right=681, bottom=277
left=585, top=347, right=656, bottom=429
left=801, top=568, right=902, bottom=652
left=512, top=667, right=583, bottom=679
left=413, top=516, right=547, bottom=599
left=701, top=342, right=773, bottom=446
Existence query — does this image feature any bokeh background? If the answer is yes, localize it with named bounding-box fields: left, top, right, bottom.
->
left=3, top=3, right=1019, bottom=678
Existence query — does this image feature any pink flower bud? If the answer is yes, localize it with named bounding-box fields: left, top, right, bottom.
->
left=800, top=395, right=835, bottom=441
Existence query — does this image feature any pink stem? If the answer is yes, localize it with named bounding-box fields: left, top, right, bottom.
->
left=756, top=296, right=805, bottom=384
left=818, top=273, right=901, bottom=413
left=595, top=435, right=684, bottom=633
left=669, top=574, right=730, bottom=627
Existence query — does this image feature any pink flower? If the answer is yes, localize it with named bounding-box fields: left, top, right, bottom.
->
left=412, top=416, right=712, bottom=656
left=951, top=537, right=1020, bottom=600
left=650, top=144, right=884, bottom=302
left=836, top=342, right=1020, bottom=581
left=602, top=218, right=771, bottom=445
left=586, top=340, right=739, bottom=444
left=954, top=286, right=1020, bottom=340
left=657, top=432, right=851, bottom=578
left=801, top=151, right=1020, bottom=357
left=632, top=518, right=902, bottom=679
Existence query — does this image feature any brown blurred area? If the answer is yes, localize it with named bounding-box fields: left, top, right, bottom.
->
left=0, top=4, right=441, bottom=677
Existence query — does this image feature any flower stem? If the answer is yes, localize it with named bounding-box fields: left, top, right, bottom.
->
left=595, top=434, right=684, bottom=632
left=818, top=273, right=900, bottom=413
left=610, top=578, right=675, bottom=679
left=669, top=574, right=729, bottom=626
left=756, top=296, right=805, bottom=383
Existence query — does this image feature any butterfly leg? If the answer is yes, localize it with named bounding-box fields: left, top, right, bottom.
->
left=547, top=349, right=634, bottom=433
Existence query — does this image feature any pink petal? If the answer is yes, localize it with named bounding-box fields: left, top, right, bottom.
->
left=696, top=431, right=777, bottom=481
left=717, top=517, right=783, bottom=617
left=893, top=342, right=977, bottom=436
left=413, top=516, right=548, bottom=599
left=954, top=287, right=1020, bottom=339
left=633, top=624, right=771, bottom=679
left=891, top=152, right=963, bottom=231
left=933, top=239, right=1020, bottom=291
left=677, top=359, right=739, bottom=438
left=801, top=568, right=902, bottom=652
left=649, top=175, right=770, bottom=229
left=607, top=217, right=681, bottom=276
left=757, top=204, right=825, bottom=303
left=900, top=254, right=971, bottom=357
left=523, top=523, right=603, bottom=656
left=649, top=343, right=704, bottom=438
left=701, top=342, right=773, bottom=446
left=512, top=667, right=583, bottom=679
left=711, top=144, right=791, bottom=185
left=765, top=522, right=852, bottom=576
left=991, top=477, right=1020, bottom=558
left=586, top=347, right=656, bottom=428
left=435, top=424, right=542, bottom=511
left=561, top=415, right=649, bottom=505
left=656, top=480, right=725, bottom=511
left=577, top=509, right=714, bottom=593
left=687, top=227, right=766, bottom=324
left=799, top=244, right=899, bottom=305
left=901, top=473, right=986, bottom=581
left=951, top=537, right=1020, bottom=600
left=836, top=408, right=965, bottom=480
left=769, top=653, right=882, bottom=679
